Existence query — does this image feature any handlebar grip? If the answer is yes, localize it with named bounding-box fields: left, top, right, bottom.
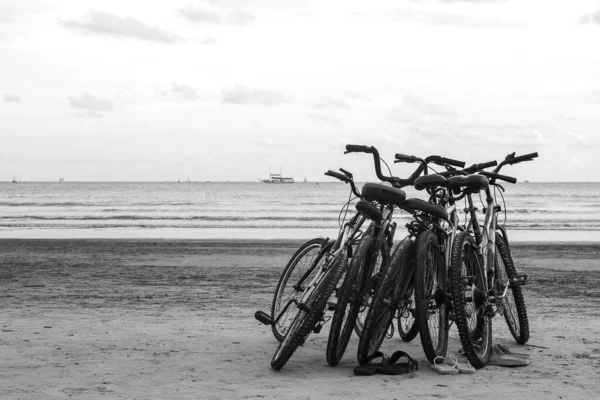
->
left=476, top=160, right=498, bottom=170
left=507, top=152, right=539, bottom=164
left=395, top=153, right=417, bottom=163
left=345, top=144, right=373, bottom=154
left=495, top=173, right=517, bottom=184
left=481, top=171, right=517, bottom=184
left=324, top=170, right=349, bottom=183
left=439, top=157, right=465, bottom=168
left=339, top=167, right=353, bottom=179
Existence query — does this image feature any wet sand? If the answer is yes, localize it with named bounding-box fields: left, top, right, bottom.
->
left=1, top=239, right=600, bottom=399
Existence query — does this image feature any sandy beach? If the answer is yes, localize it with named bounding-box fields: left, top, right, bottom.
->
left=1, top=239, right=600, bottom=399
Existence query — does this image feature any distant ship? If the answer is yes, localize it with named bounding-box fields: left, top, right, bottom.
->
left=260, top=173, right=294, bottom=184
left=12, top=175, right=17, bottom=184
left=260, top=168, right=294, bottom=183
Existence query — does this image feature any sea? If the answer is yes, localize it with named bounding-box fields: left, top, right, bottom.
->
left=1, top=181, right=599, bottom=242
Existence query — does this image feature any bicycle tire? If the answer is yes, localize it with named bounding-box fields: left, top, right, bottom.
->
left=270, top=252, right=347, bottom=371
left=495, top=234, right=529, bottom=344
left=398, top=280, right=419, bottom=342
left=326, top=235, right=373, bottom=366
left=414, top=230, right=449, bottom=363
left=357, top=237, right=410, bottom=364
left=450, top=232, right=492, bottom=369
left=271, top=238, right=329, bottom=342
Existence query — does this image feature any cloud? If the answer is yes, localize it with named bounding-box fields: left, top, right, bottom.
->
left=309, top=113, right=343, bottom=127
left=59, top=11, right=180, bottom=43
left=412, top=0, right=507, bottom=3
left=0, top=6, right=16, bottom=23
left=580, top=9, right=600, bottom=26
left=393, top=8, right=523, bottom=28
left=75, top=111, right=104, bottom=119
left=68, top=93, right=114, bottom=112
left=344, top=91, right=372, bottom=102
left=228, top=11, right=255, bottom=27
left=178, top=6, right=223, bottom=24
left=314, top=96, right=351, bottom=110
left=389, top=94, right=457, bottom=123
left=178, top=6, right=255, bottom=27
left=567, top=133, right=600, bottom=148
left=170, top=82, right=196, bottom=100
left=222, top=84, right=288, bottom=106
left=3, top=94, right=21, bottom=103
left=402, top=94, right=458, bottom=117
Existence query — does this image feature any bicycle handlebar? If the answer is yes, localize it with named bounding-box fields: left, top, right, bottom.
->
left=395, top=153, right=418, bottom=163
left=339, top=167, right=353, bottom=179
left=495, top=151, right=539, bottom=173
left=345, top=144, right=373, bottom=154
left=479, top=171, right=517, bottom=184
left=395, top=154, right=466, bottom=168
left=325, top=170, right=350, bottom=183
left=438, top=160, right=498, bottom=177
left=345, top=144, right=415, bottom=187
left=324, top=169, right=362, bottom=198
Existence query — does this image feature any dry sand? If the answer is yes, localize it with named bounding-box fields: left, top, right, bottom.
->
left=1, top=239, right=600, bottom=399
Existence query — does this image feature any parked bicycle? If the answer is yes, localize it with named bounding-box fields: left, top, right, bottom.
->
left=448, top=151, right=538, bottom=368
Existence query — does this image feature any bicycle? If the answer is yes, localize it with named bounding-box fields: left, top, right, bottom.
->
left=355, top=153, right=472, bottom=364
left=448, top=151, right=538, bottom=368
left=326, top=145, right=414, bottom=366
left=261, top=162, right=398, bottom=370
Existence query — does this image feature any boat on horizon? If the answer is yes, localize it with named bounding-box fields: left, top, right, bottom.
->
left=260, top=168, right=294, bottom=183
left=12, top=175, right=17, bottom=184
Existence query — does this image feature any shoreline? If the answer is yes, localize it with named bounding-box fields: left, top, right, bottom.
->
left=2, top=227, right=600, bottom=242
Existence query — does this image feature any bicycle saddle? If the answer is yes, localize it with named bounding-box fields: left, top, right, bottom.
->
left=361, top=183, right=406, bottom=208
left=355, top=200, right=383, bottom=222
left=401, top=198, right=448, bottom=220
left=414, top=174, right=448, bottom=191
left=448, top=174, right=489, bottom=193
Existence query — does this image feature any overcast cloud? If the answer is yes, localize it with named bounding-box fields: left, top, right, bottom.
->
left=3, top=93, right=20, bottom=102
left=68, top=93, right=114, bottom=112
left=60, top=11, right=180, bottom=43
left=1, top=0, right=600, bottom=182
left=222, top=84, right=288, bottom=106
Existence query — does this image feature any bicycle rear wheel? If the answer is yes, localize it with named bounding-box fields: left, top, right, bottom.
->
left=271, top=238, right=329, bottom=342
left=326, top=235, right=373, bottom=366
left=450, top=232, right=492, bottom=369
left=270, top=252, right=347, bottom=371
left=357, top=238, right=411, bottom=365
left=414, top=230, right=449, bottom=363
left=495, top=234, right=529, bottom=344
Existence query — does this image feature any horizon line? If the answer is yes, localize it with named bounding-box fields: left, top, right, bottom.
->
left=3, top=180, right=600, bottom=184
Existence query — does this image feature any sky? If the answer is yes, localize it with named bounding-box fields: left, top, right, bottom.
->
left=1, top=0, right=600, bottom=182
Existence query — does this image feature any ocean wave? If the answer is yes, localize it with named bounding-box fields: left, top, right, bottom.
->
left=2, top=215, right=349, bottom=222
left=0, top=201, right=197, bottom=207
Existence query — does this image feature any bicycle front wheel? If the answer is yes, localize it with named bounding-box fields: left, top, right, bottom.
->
left=495, top=234, right=529, bottom=344
left=450, top=232, right=492, bottom=369
left=414, top=230, right=449, bottom=363
left=271, top=252, right=347, bottom=371
left=271, top=238, right=329, bottom=342
left=326, top=236, right=372, bottom=366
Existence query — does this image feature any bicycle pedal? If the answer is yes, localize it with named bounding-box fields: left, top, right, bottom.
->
left=254, top=310, right=273, bottom=326
left=511, top=274, right=529, bottom=286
